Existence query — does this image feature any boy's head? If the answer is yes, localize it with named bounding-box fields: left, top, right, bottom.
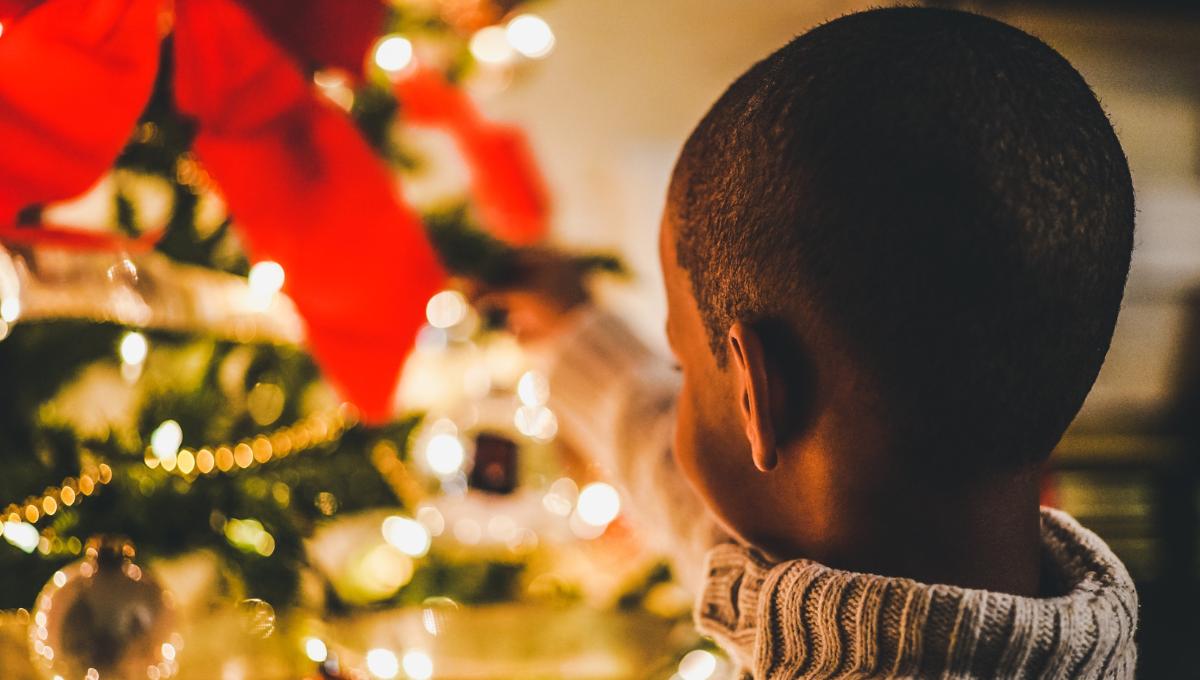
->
left=661, top=8, right=1133, bottom=547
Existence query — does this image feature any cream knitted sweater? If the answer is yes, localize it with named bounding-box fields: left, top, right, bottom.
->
left=697, top=507, right=1137, bottom=678
left=544, top=308, right=1138, bottom=679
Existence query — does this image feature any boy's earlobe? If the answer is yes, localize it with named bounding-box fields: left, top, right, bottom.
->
left=728, top=322, right=778, bottom=472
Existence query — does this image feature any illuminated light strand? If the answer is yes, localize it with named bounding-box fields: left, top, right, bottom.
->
left=145, top=403, right=359, bottom=478
left=1, top=462, right=112, bottom=530
left=2, top=405, right=358, bottom=556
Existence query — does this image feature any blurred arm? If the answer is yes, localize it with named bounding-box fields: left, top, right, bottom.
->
left=540, top=306, right=724, bottom=590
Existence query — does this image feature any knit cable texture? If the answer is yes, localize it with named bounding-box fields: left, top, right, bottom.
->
left=696, top=507, right=1138, bottom=679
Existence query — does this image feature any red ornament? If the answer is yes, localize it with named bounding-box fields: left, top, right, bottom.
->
left=0, top=0, right=550, bottom=422
left=173, top=0, right=443, bottom=424
left=0, top=0, right=162, bottom=225
left=237, top=0, right=386, bottom=74
left=394, top=68, right=549, bottom=245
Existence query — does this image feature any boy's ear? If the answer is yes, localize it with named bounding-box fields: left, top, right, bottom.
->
left=728, top=321, right=778, bottom=472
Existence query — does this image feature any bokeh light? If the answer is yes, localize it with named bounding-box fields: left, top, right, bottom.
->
left=150, top=420, right=183, bottom=465
left=576, top=482, right=620, bottom=526
left=382, top=515, right=431, bottom=557
left=1, top=297, right=21, bottom=323
left=416, top=505, right=446, bottom=536
left=517, top=370, right=550, bottom=406
left=303, top=638, right=328, bottom=663
left=366, top=648, right=399, bottom=679
left=514, top=404, right=558, bottom=441
left=225, top=519, right=276, bottom=557
left=506, top=14, right=555, bottom=58
left=402, top=650, right=434, bottom=680
left=247, top=261, right=285, bottom=309
left=247, top=382, right=285, bottom=426
left=425, top=433, right=465, bottom=476
left=425, top=290, right=468, bottom=329
left=3, top=521, right=38, bottom=553
left=119, top=331, right=148, bottom=365
left=678, top=649, right=718, bottom=680
left=374, top=35, right=414, bottom=73
left=542, top=477, right=578, bottom=516
left=469, top=26, right=515, bottom=65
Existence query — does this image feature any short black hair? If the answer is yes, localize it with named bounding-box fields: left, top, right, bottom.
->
left=670, top=7, right=1134, bottom=469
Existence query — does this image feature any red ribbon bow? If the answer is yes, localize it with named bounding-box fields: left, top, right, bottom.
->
left=0, top=0, right=549, bottom=423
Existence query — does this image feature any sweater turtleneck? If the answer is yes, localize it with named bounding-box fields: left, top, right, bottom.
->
left=696, top=507, right=1138, bottom=679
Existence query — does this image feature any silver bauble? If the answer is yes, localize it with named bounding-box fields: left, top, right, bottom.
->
left=29, top=537, right=181, bottom=680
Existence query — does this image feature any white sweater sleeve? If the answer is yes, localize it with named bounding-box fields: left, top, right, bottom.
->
left=541, top=306, right=724, bottom=591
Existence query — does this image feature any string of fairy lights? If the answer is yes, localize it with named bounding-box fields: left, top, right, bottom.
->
left=371, top=12, right=556, bottom=77
left=0, top=462, right=114, bottom=556
left=0, top=401, right=355, bottom=559
left=0, top=248, right=355, bottom=557
left=0, top=269, right=626, bottom=560
left=142, top=403, right=356, bottom=478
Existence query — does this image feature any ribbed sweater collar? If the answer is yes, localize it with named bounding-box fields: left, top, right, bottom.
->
left=696, top=507, right=1138, bottom=679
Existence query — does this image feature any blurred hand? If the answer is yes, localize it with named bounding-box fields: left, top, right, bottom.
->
left=466, top=247, right=590, bottom=342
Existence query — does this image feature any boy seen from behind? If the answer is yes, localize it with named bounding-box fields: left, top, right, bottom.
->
left=481, top=8, right=1138, bottom=678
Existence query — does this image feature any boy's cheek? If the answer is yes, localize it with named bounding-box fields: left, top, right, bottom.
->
left=672, top=376, right=745, bottom=514
left=671, top=380, right=703, bottom=488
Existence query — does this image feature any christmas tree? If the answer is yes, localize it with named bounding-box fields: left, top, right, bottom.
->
left=0, top=1, right=714, bottom=678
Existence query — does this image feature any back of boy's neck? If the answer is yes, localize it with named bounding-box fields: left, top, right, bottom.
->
left=857, top=481, right=1043, bottom=597
left=788, top=462, right=1044, bottom=597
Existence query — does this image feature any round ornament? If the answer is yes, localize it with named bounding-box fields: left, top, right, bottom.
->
left=28, top=537, right=181, bottom=680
